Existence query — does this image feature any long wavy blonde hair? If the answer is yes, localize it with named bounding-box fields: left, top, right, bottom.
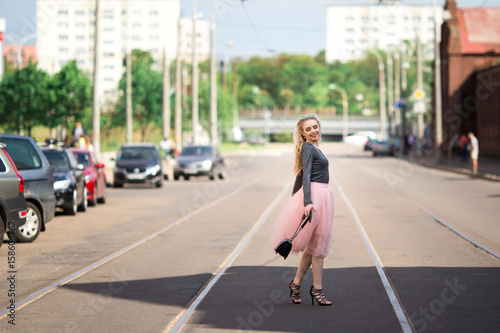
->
left=293, top=114, right=322, bottom=175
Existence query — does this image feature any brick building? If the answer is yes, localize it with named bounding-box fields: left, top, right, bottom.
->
left=3, top=44, right=37, bottom=68
left=439, top=0, right=500, bottom=157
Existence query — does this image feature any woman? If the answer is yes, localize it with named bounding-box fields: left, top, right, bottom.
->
left=271, top=114, right=334, bottom=306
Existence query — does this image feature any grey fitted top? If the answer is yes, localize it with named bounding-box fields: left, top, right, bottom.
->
left=292, top=142, right=329, bottom=206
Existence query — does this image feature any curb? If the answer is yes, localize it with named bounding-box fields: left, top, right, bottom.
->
left=397, top=156, right=500, bottom=182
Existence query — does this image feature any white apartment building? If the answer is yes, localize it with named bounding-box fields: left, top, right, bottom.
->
left=325, top=4, right=443, bottom=62
left=36, top=0, right=179, bottom=103
left=178, top=17, right=210, bottom=62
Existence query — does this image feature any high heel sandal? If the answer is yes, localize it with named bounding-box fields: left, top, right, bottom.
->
left=289, top=280, right=301, bottom=304
left=310, top=286, right=332, bottom=306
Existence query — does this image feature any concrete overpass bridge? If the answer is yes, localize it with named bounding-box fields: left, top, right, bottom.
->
left=238, top=109, right=386, bottom=140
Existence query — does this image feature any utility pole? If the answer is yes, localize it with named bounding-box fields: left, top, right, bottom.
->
left=387, top=52, right=394, bottom=138
left=175, top=17, right=182, bottom=149
left=434, top=4, right=443, bottom=162
left=416, top=35, right=424, bottom=143
left=92, top=0, right=101, bottom=158
left=401, top=43, right=408, bottom=155
left=394, top=49, right=401, bottom=137
left=191, top=0, right=199, bottom=144
left=126, top=52, right=132, bottom=143
left=163, top=50, right=171, bottom=139
left=210, top=15, right=218, bottom=145
left=232, top=60, right=239, bottom=130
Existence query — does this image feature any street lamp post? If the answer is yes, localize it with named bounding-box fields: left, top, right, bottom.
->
left=328, top=83, right=348, bottom=141
left=366, top=50, right=386, bottom=140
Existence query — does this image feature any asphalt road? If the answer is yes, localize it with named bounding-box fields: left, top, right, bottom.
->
left=1, top=143, right=499, bottom=333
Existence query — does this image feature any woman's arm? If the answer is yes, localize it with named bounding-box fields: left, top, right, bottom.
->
left=301, top=144, right=314, bottom=215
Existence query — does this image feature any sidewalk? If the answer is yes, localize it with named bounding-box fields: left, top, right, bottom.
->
left=402, top=151, right=500, bottom=182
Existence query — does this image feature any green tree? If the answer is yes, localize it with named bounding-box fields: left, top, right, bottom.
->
left=0, top=60, right=51, bottom=136
left=48, top=60, right=92, bottom=132
left=117, top=50, right=163, bottom=141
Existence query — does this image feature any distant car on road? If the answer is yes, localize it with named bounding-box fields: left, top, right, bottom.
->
left=174, top=145, right=226, bottom=181
left=343, top=131, right=377, bottom=146
left=0, top=143, right=28, bottom=246
left=0, top=134, right=56, bottom=242
left=364, top=138, right=376, bottom=151
left=70, top=148, right=107, bottom=206
left=372, top=140, right=395, bottom=157
left=42, top=148, right=88, bottom=215
left=113, top=143, right=163, bottom=188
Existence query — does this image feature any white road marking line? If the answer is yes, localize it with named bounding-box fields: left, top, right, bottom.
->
left=384, top=187, right=500, bottom=260
left=0, top=167, right=277, bottom=320
left=332, top=177, right=412, bottom=333
left=165, top=181, right=290, bottom=333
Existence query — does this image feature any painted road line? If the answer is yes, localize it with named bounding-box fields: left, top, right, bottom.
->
left=332, top=177, right=412, bottom=333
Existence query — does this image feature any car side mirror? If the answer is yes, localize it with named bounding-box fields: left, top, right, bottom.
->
left=96, top=162, right=105, bottom=168
left=75, top=164, right=85, bottom=171
left=111, top=157, right=115, bottom=161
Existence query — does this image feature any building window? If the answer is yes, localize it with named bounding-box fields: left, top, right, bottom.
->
left=103, top=27, right=114, bottom=32
left=149, top=10, right=159, bottom=16
left=122, top=10, right=127, bottom=16
left=104, top=64, right=114, bottom=70
left=132, top=35, right=142, bottom=41
left=58, top=22, right=69, bottom=29
left=59, top=35, right=68, bottom=41
left=133, top=10, right=141, bottom=16
left=150, top=35, right=159, bottom=41
left=89, top=10, right=96, bottom=16
left=76, top=22, right=85, bottom=29
left=59, top=48, right=69, bottom=53
left=346, top=16, right=354, bottom=21
left=58, top=10, right=68, bottom=16
left=75, top=10, right=85, bottom=16
left=362, top=16, right=369, bottom=22
left=345, top=28, right=354, bottom=33
left=76, top=35, right=85, bottom=41
left=345, top=39, right=354, bottom=44
left=76, top=47, right=85, bottom=54
left=133, top=23, right=142, bottom=28
left=150, top=22, right=159, bottom=29
left=103, top=52, right=115, bottom=57
left=103, top=40, right=113, bottom=45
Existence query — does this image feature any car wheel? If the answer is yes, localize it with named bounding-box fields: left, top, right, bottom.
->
left=174, top=174, right=180, bottom=181
left=114, top=182, right=123, bottom=188
left=78, top=187, right=88, bottom=212
left=184, top=175, right=190, bottom=181
left=9, top=202, right=41, bottom=243
left=64, top=190, right=78, bottom=215
left=89, top=184, right=97, bottom=206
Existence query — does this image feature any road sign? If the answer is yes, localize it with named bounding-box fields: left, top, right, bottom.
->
left=413, top=89, right=425, bottom=100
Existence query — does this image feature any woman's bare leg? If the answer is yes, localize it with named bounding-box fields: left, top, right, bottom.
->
left=293, top=252, right=312, bottom=285
left=311, top=256, right=325, bottom=289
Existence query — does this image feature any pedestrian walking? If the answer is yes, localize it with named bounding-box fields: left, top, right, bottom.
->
left=160, top=137, right=173, bottom=159
left=271, top=114, right=334, bottom=306
left=468, top=132, right=479, bottom=174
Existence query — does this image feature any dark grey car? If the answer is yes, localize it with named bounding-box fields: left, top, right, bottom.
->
left=174, top=145, right=226, bottom=181
left=0, top=134, right=56, bottom=242
left=0, top=143, right=28, bottom=246
left=113, top=143, right=163, bottom=188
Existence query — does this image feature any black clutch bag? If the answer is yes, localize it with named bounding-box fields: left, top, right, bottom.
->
left=274, top=212, right=312, bottom=260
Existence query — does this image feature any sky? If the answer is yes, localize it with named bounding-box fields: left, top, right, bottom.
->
left=1, top=0, right=498, bottom=61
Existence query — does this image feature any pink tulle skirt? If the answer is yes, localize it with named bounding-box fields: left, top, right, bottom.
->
left=271, top=182, right=334, bottom=258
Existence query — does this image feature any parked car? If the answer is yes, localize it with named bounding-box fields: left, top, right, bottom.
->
left=372, top=140, right=395, bottom=157
left=42, top=148, right=88, bottom=215
left=0, top=134, right=56, bottom=242
left=113, top=143, right=163, bottom=188
left=70, top=148, right=107, bottom=206
left=0, top=143, right=28, bottom=246
left=343, top=131, right=377, bottom=146
left=174, top=145, right=226, bottom=181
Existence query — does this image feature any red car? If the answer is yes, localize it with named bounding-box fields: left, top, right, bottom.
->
left=70, top=148, right=107, bottom=206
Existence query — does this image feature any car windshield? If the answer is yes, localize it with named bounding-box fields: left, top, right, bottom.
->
left=73, top=152, right=91, bottom=167
left=180, top=146, right=213, bottom=157
left=118, top=147, right=156, bottom=161
left=43, top=150, right=71, bottom=172
left=0, top=137, right=43, bottom=170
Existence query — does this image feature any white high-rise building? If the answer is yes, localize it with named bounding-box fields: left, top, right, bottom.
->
left=36, top=0, right=179, bottom=103
left=178, top=17, right=210, bottom=62
left=325, top=4, right=443, bottom=62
